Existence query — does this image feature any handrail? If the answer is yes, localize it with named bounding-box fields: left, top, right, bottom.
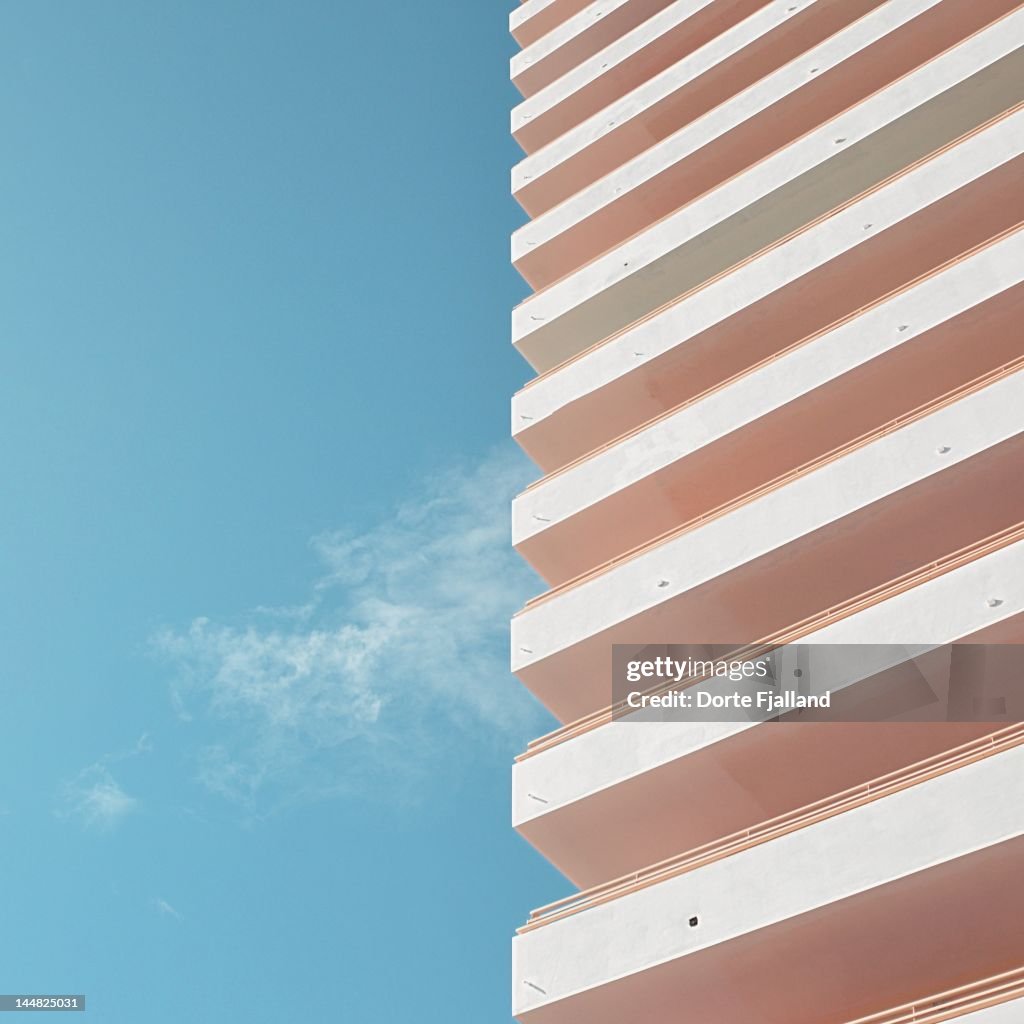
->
left=515, top=99, right=1024, bottom=391
left=517, top=223, right=1024, bottom=493
left=844, top=966, right=1024, bottom=1023
left=517, top=353, right=1024, bottom=613
left=518, top=725, right=1024, bottom=933
left=516, top=520, right=1024, bottom=760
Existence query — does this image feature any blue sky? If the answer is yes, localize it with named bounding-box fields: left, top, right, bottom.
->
left=0, top=3, right=565, bottom=1020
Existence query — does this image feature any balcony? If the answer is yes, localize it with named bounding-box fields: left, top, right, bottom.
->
left=512, top=740, right=1024, bottom=1024
left=522, top=725, right=1024, bottom=927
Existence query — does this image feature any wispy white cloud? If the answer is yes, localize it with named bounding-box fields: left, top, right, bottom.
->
left=153, top=897, right=183, bottom=922
left=153, top=445, right=547, bottom=810
left=57, top=733, right=153, bottom=830
left=112, top=732, right=153, bottom=760
left=58, top=765, right=139, bottom=830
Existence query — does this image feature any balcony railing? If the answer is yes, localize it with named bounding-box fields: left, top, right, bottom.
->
left=846, top=966, right=1024, bottom=1023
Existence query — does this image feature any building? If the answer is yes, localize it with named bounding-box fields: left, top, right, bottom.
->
left=506, top=1, right=1024, bottom=1021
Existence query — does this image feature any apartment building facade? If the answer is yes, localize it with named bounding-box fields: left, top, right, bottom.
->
left=506, top=1, right=1024, bottom=1021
